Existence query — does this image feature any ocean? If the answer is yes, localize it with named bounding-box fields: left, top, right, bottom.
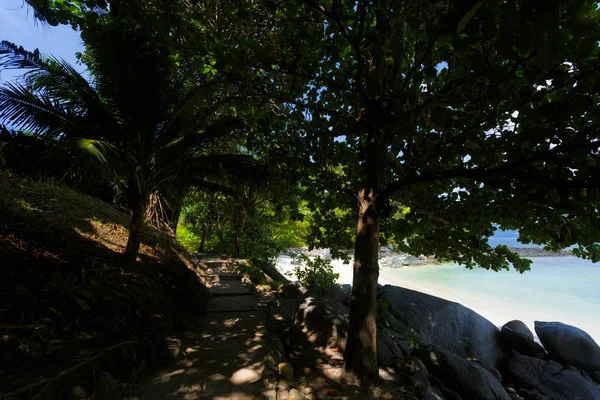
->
left=378, top=257, right=600, bottom=343
left=275, top=232, right=600, bottom=342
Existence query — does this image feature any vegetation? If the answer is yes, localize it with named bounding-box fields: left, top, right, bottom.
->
left=1, top=0, right=599, bottom=385
left=0, top=172, right=207, bottom=393
left=290, top=254, right=340, bottom=296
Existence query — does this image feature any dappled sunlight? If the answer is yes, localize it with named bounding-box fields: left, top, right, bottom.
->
left=135, top=310, right=276, bottom=399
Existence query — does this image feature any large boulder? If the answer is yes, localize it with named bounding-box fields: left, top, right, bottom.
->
left=506, top=350, right=600, bottom=400
left=329, top=285, right=351, bottom=307
left=377, top=327, right=410, bottom=363
left=501, top=320, right=546, bottom=358
left=282, top=282, right=307, bottom=298
left=292, top=296, right=408, bottom=364
left=535, top=321, right=600, bottom=371
left=378, top=285, right=505, bottom=369
left=416, top=345, right=510, bottom=400
left=293, top=297, right=349, bottom=350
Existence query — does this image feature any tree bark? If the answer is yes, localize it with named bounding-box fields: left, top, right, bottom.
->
left=343, top=187, right=381, bottom=383
left=343, top=119, right=383, bottom=382
left=198, top=193, right=215, bottom=253
left=169, top=202, right=182, bottom=234
left=122, top=195, right=147, bottom=266
left=198, top=219, right=211, bottom=253
left=233, top=212, right=245, bottom=258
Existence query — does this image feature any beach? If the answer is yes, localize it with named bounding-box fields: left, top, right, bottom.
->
left=275, top=254, right=600, bottom=343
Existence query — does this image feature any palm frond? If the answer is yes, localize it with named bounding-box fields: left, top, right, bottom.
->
left=158, top=116, right=245, bottom=161
left=188, top=154, right=269, bottom=188
left=65, top=137, right=123, bottom=181
left=0, top=40, right=42, bottom=71
left=1, top=41, right=119, bottom=139
left=0, top=82, right=68, bottom=134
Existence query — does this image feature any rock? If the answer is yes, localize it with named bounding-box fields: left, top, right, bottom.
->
left=423, top=390, right=445, bottom=400
left=403, top=255, right=423, bottom=265
left=404, top=357, right=434, bottom=398
left=501, top=320, right=546, bottom=358
left=534, top=321, right=600, bottom=371
left=377, top=327, right=410, bottom=363
left=380, top=254, right=408, bottom=268
left=591, top=370, right=600, bottom=384
left=282, top=282, right=307, bottom=298
left=256, top=259, right=290, bottom=284
left=416, top=345, right=510, bottom=400
left=278, top=362, right=294, bottom=379
left=165, top=337, right=182, bottom=359
left=330, top=285, right=351, bottom=307
left=288, top=388, right=306, bottom=400
left=277, top=378, right=291, bottom=390
left=263, top=350, right=281, bottom=371
left=293, top=297, right=349, bottom=350
left=378, top=285, right=505, bottom=369
left=506, top=350, right=600, bottom=400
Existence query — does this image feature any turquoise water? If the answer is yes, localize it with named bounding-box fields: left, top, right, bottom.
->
left=379, top=257, right=600, bottom=342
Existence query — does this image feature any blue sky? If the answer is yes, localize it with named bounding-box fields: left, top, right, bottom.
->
left=0, top=0, right=84, bottom=81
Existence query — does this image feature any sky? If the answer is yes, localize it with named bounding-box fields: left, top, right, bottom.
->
left=0, top=0, right=84, bottom=81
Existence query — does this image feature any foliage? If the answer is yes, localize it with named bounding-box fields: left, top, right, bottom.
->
left=240, top=0, right=600, bottom=379
left=266, top=280, right=284, bottom=291
left=0, top=25, right=263, bottom=264
left=236, top=260, right=267, bottom=285
left=272, top=219, right=309, bottom=249
left=0, top=172, right=208, bottom=393
left=375, top=301, right=389, bottom=325
left=175, top=224, right=201, bottom=252
left=290, top=254, right=339, bottom=296
left=9, top=0, right=600, bottom=382
left=259, top=0, right=600, bottom=270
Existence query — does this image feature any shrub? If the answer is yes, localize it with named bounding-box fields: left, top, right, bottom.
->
left=291, top=254, right=339, bottom=296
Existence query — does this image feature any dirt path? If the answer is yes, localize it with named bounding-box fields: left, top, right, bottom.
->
left=128, top=266, right=278, bottom=400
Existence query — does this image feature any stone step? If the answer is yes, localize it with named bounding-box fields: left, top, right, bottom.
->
left=203, top=260, right=237, bottom=270
left=207, top=272, right=243, bottom=282
left=209, top=280, right=255, bottom=296
left=207, top=295, right=259, bottom=313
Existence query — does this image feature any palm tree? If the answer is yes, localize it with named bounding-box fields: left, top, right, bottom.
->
left=0, top=24, right=261, bottom=265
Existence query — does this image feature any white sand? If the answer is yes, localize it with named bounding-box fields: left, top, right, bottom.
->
left=275, top=255, right=600, bottom=342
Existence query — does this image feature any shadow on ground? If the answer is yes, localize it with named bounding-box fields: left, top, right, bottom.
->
left=131, top=311, right=274, bottom=400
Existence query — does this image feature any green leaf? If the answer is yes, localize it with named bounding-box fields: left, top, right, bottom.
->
left=74, top=297, right=90, bottom=311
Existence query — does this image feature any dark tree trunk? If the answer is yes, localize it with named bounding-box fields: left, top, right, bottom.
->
left=343, top=123, right=382, bottom=383
left=169, top=202, right=182, bottom=234
left=198, top=193, right=215, bottom=253
left=233, top=214, right=245, bottom=258
left=343, top=187, right=381, bottom=382
left=232, top=204, right=247, bottom=258
left=122, top=195, right=147, bottom=266
left=198, top=221, right=211, bottom=253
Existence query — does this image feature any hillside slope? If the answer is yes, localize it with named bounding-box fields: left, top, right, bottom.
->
left=0, top=173, right=208, bottom=396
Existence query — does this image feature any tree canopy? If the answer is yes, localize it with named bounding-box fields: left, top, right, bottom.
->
left=3, top=0, right=600, bottom=383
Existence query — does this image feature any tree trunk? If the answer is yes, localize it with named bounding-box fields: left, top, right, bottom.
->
left=198, top=193, right=215, bottom=253
left=343, top=119, right=382, bottom=382
left=198, top=215, right=212, bottom=253
left=233, top=206, right=247, bottom=258
left=169, top=202, right=182, bottom=234
left=343, top=187, right=381, bottom=383
left=234, top=214, right=245, bottom=258
left=122, top=195, right=146, bottom=266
